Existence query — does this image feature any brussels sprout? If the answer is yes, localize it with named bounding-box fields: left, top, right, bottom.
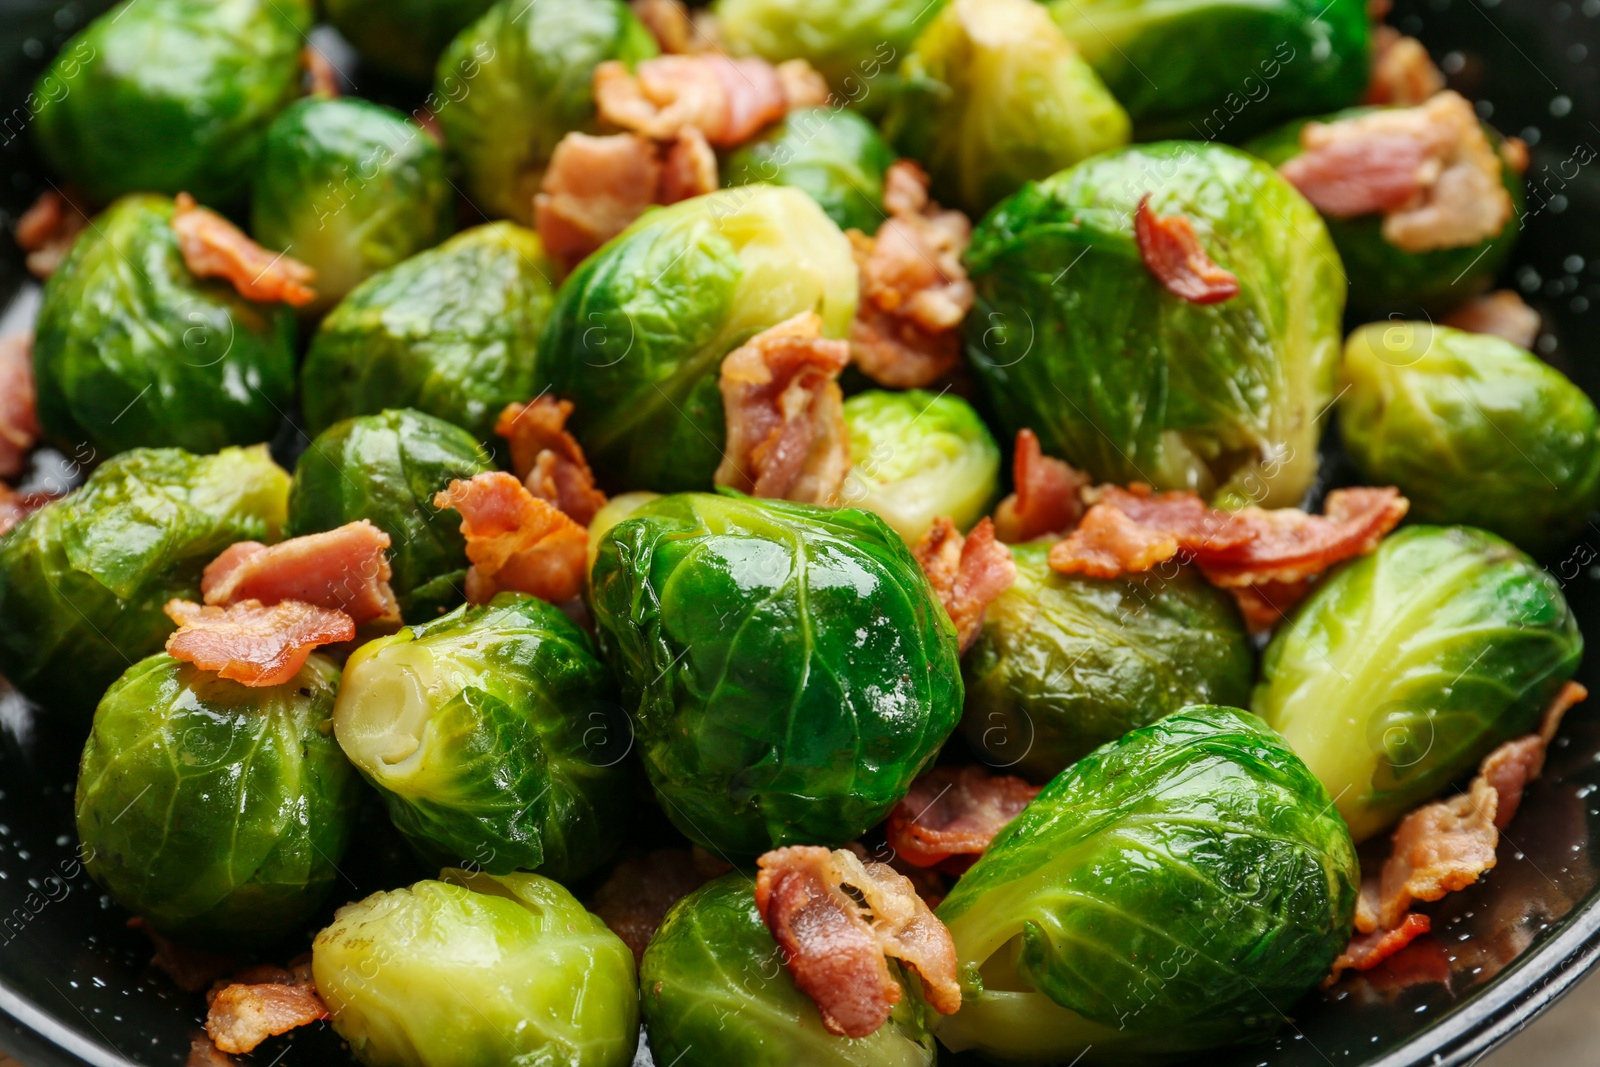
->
left=32, top=195, right=297, bottom=458
left=965, top=142, right=1343, bottom=508
left=961, top=543, right=1253, bottom=780
left=590, top=493, right=961, bottom=855
left=640, top=874, right=937, bottom=1067
left=335, top=593, right=628, bottom=881
left=434, top=0, right=657, bottom=223
left=324, top=0, right=497, bottom=82
left=31, top=0, right=311, bottom=205
left=881, top=0, right=1130, bottom=216
left=1247, top=112, right=1524, bottom=310
left=252, top=98, right=455, bottom=311
left=289, top=410, right=495, bottom=622
left=713, top=0, right=939, bottom=94
left=838, top=389, right=1000, bottom=544
left=0, top=446, right=288, bottom=717
left=934, top=705, right=1358, bottom=1062
left=300, top=222, right=557, bottom=443
left=723, top=108, right=898, bottom=233
left=536, top=186, right=858, bottom=491
left=1045, top=0, right=1369, bottom=141
left=1254, top=526, right=1583, bottom=843
left=76, top=653, right=357, bottom=944
left=313, top=868, right=638, bottom=1067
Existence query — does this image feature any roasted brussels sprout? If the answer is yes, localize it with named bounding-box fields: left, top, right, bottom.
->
left=640, top=874, right=938, bottom=1067
left=723, top=107, right=898, bottom=234
left=32, top=194, right=297, bottom=457
left=335, top=593, right=628, bottom=881
left=252, top=98, right=455, bottom=310
left=1045, top=0, right=1369, bottom=140
left=882, top=0, right=1130, bottom=216
left=300, top=222, right=557, bottom=443
left=961, top=543, right=1253, bottom=780
left=713, top=0, right=939, bottom=93
left=536, top=186, right=858, bottom=492
left=590, top=493, right=960, bottom=855
left=1254, top=525, right=1583, bottom=843
left=0, top=446, right=288, bottom=717
left=839, top=389, right=1000, bottom=544
left=434, top=0, right=657, bottom=223
left=966, top=142, right=1343, bottom=508
left=934, top=705, right=1358, bottom=1062
left=31, top=0, right=311, bottom=204
left=76, top=653, right=357, bottom=944
left=313, top=869, right=638, bottom=1067
left=324, top=0, right=497, bottom=82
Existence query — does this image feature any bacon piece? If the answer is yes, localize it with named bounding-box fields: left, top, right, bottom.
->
left=1443, top=290, right=1541, bottom=349
left=433, top=472, right=589, bottom=604
left=887, top=766, right=1040, bottom=869
left=0, top=333, right=39, bottom=481
left=594, top=54, right=812, bottom=147
left=1364, top=26, right=1445, bottom=106
left=1281, top=133, right=1435, bottom=216
left=205, top=966, right=327, bottom=1055
left=589, top=850, right=709, bottom=964
left=913, top=517, right=1016, bottom=652
left=1224, top=577, right=1315, bottom=634
left=187, top=1034, right=236, bottom=1067
left=1048, top=501, right=1182, bottom=578
left=992, top=430, right=1090, bottom=543
left=1194, top=487, right=1409, bottom=587
left=201, top=521, right=400, bottom=627
left=129, top=918, right=238, bottom=994
left=496, top=397, right=608, bottom=526
left=15, top=189, right=88, bottom=278
left=1500, top=136, right=1530, bottom=175
left=714, top=311, right=852, bottom=505
left=1325, top=912, right=1432, bottom=986
left=0, top=484, right=57, bottom=538
left=755, top=846, right=961, bottom=1038
left=172, top=193, right=317, bottom=307
left=660, top=127, right=718, bottom=204
left=302, top=44, right=340, bottom=97
left=1483, top=681, right=1585, bottom=828
left=165, top=599, right=354, bottom=687
left=632, top=0, right=694, bottom=52
left=776, top=59, right=831, bottom=108
left=1133, top=194, right=1240, bottom=304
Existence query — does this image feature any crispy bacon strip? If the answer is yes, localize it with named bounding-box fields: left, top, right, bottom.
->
left=1443, top=290, right=1541, bottom=349
left=755, top=846, right=960, bottom=1038
left=15, top=189, right=88, bottom=278
left=202, top=521, right=400, bottom=627
left=205, top=960, right=327, bottom=1055
left=0, top=484, right=56, bottom=538
left=594, top=53, right=819, bottom=147
left=172, top=193, right=317, bottom=306
left=1046, top=498, right=1184, bottom=579
left=1364, top=26, right=1445, bottom=106
left=589, top=850, right=710, bottom=964
left=0, top=333, right=39, bottom=481
left=913, top=517, right=1016, bottom=652
left=887, top=766, right=1040, bottom=869
left=715, top=312, right=852, bottom=504
left=433, top=472, right=589, bottom=604
left=1326, top=912, right=1432, bottom=985
left=165, top=599, right=354, bottom=687
left=496, top=397, right=608, bottom=525
left=1134, top=194, right=1240, bottom=304
left=993, top=430, right=1091, bottom=544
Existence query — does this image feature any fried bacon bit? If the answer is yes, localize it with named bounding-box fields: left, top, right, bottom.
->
left=0, top=484, right=56, bottom=538
left=129, top=918, right=237, bottom=994
left=755, top=846, right=961, bottom=1038
left=301, top=44, right=340, bottom=97
left=1133, top=194, right=1240, bottom=304
left=165, top=599, right=354, bottom=687
left=201, top=521, right=400, bottom=627
left=496, top=397, right=609, bottom=525
left=1047, top=500, right=1184, bottom=579
left=1442, top=290, right=1541, bottom=349
left=187, top=1034, right=236, bottom=1067
left=1364, top=26, right=1445, bottom=106
left=848, top=161, right=973, bottom=389
left=205, top=960, right=327, bottom=1055
left=993, top=430, right=1091, bottom=544
left=714, top=311, right=852, bottom=505
left=776, top=59, right=831, bottom=108
left=1500, top=136, right=1530, bottom=175
left=1279, top=92, right=1512, bottom=253
left=15, top=188, right=88, bottom=278
left=1483, top=681, right=1586, bottom=829
left=1326, top=912, right=1433, bottom=986
left=887, top=766, right=1040, bottom=870
left=913, top=517, right=1016, bottom=653
left=433, top=472, right=589, bottom=604
left=594, top=53, right=819, bottom=147
left=0, top=333, right=38, bottom=481
left=589, top=850, right=710, bottom=964
left=1225, top=577, right=1317, bottom=634
left=172, top=193, right=317, bottom=306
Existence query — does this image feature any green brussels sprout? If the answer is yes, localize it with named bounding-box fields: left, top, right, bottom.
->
left=313, top=868, right=638, bottom=1067
left=961, top=543, right=1253, bottom=780
left=965, top=142, right=1344, bottom=508
left=0, top=445, right=288, bottom=717
left=536, top=186, right=858, bottom=492
left=31, top=0, right=312, bottom=205
left=289, top=410, right=495, bottom=622
left=300, top=222, right=557, bottom=443
left=1044, top=0, right=1369, bottom=141
left=76, top=653, right=357, bottom=944
left=590, top=493, right=961, bottom=855
left=934, top=705, right=1358, bottom=1062
left=1254, top=525, right=1583, bottom=843
left=839, top=389, right=1000, bottom=544
left=713, top=0, right=939, bottom=94
left=640, top=874, right=937, bottom=1067
left=32, top=194, right=297, bottom=458
left=881, top=0, right=1131, bottom=216
left=434, top=0, right=657, bottom=223
left=324, top=0, right=497, bottom=82
left=335, top=593, right=628, bottom=882
left=251, top=98, right=455, bottom=311
left=1338, top=323, right=1600, bottom=555
left=723, top=107, right=898, bottom=233
left=1247, top=111, right=1524, bottom=310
